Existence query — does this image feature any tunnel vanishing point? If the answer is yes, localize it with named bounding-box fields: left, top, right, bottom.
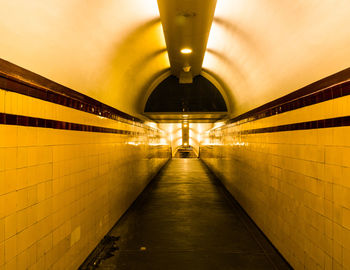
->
left=1, top=1, right=350, bottom=269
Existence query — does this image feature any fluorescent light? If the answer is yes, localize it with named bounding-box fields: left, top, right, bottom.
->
left=181, top=48, right=192, bottom=54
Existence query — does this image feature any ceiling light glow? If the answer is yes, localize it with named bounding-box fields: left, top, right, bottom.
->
left=181, top=48, right=192, bottom=54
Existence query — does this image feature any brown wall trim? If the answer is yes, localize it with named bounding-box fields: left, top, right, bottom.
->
left=247, top=115, right=350, bottom=134
left=0, top=112, right=146, bottom=135
left=226, top=68, right=350, bottom=127
left=221, top=115, right=350, bottom=135
left=0, top=58, right=145, bottom=126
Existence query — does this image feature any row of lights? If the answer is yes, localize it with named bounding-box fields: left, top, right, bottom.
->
left=180, top=48, right=191, bottom=145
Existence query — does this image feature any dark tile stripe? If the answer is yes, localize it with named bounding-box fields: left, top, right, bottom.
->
left=0, top=58, right=148, bottom=128
left=0, top=112, right=149, bottom=135
left=2, top=58, right=349, bottom=135
left=222, top=115, right=350, bottom=135
left=225, top=68, right=350, bottom=128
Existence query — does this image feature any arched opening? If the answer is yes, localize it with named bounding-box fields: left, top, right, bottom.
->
left=145, top=75, right=228, bottom=157
left=144, top=75, right=227, bottom=113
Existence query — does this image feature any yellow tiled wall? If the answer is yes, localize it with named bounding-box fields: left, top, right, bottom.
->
left=0, top=89, right=170, bottom=269
left=200, top=95, right=350, bottom=270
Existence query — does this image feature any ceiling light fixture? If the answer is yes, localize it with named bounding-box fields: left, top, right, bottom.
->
left=183, top=65, right=191, bottom=72
left=181, top=48, right=192, bottom=54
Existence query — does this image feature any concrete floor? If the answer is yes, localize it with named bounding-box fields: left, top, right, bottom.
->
left=92, top=159, right=291, bottom=270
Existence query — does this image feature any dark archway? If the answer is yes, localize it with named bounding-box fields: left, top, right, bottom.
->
left=144, top=75, right=227, bottom=112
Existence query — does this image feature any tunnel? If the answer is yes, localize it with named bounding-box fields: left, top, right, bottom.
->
left=1, top=1, right=350, bottom=269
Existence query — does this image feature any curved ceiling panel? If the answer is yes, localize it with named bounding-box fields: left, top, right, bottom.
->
left=157, top=0, right=217, bottom=81
left=0, top=0, right=169, bottom=117
left=203, top=0, right=350, bottom=117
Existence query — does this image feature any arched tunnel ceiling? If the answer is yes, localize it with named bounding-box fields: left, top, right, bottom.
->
left=1, top=1, right=350, bottom=119
left=203, top=0, right=350, bottom=117
left=0, top=0, right=169, bottom=118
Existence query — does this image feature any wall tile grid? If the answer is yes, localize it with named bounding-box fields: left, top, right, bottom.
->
left=0, top=88, right=170, bottom=270
left=200, top=85, right=350, bottom=269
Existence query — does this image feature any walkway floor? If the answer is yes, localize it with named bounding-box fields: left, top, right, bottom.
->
left=95, top=159, right=291, bottom=269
